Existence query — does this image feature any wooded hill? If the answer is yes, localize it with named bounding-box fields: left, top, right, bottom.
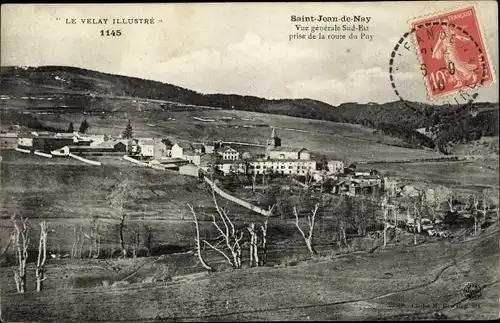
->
left=1, top=65, right=498, bottom=153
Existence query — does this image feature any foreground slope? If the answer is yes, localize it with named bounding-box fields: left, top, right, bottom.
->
left=3, top=227, right=498, bottom=321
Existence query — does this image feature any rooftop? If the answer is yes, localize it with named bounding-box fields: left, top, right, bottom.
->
left=270, top=147, right=307, bottom=153
left=96, top=140, right=125, bottom=148
left=173, top=142, right=191, bottom=149
left=251, top=158, right=316, bottom=163
left=190, top=143, right=205, bottom=149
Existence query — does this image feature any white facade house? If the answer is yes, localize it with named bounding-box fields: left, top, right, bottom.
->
left=219, top=147, right=240, bottom=160
left=327, top=160, right=344, bottom=174
left=129, top=138, right=167, bottom=160
left=17, top=137, right=33, bottom=148
left=172, top=142, right=187, bottom=159
left=268, top=147, right=310, bottom=160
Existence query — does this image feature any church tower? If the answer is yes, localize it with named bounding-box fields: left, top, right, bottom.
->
left=265, top=127, right=281, bottom=158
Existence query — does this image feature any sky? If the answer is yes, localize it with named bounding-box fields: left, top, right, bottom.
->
left=1, top=2, right=498, bottom=106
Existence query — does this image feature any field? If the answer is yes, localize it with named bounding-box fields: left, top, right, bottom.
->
left=1, top=225, right=498, bottom=321
left=370, top=160, right=499, bottom=192
left=1, top=95, right=447, bottom=164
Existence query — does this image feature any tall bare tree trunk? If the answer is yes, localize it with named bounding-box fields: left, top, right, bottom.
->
left=260, top=215, right=269, bottom=265
left=474, top=216, right=478, bottom=236
left=383, top=208, right=387, bottom=247
left=77, top=226, right=85, bottom=258
left=413, top=204, right=418, bottom=245
left=252, top=171, right=257, bottom=193
left=248, top=224, right=254, bottom=267
left=293, top=204, right=319, bottom=257
left=247, top=223, right=259, bottom=267
left=132, top=231, right=140, bottom=258
left=188, top=204, right=213, bottom=271
left=71, top=227, right=79, bottom=258
left=119, top=209, right=127, bottom=258
left=36, top=221, right=48, bottom=292
left=393, top=207, right=397, bottom=242
left=12, top=216, right=29, bottom=293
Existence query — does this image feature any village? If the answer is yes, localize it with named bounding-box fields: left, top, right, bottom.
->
left=1, top=122, right=495, bottom=244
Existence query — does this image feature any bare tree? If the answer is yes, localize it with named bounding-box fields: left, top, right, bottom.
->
left=381, top=195, right=389, bottom=247
left=73, top=225, right=86, bottom=258
left=71, top=225, right=85, bottom=258
left=260, top=216, right=269, bottom=266
left=87, top=216, right=101, bottom=259
left=471, top=194, right=480, bottom=236
left=479, top=189, right=492, bottom=218
left=432, top=185, right=452, bottom=215
left=252, top=170, right=258, bottom=193
left=188, top=204, right=213, bottom=271
left=204, top=187, right=244, bottom=268
left=144, top=225, right=153, bottom=257
left=446, top=186, right=455, bottom=212
left=110, top=179, right=130, bottom=258
left=118, top=215, right=127, bottom=257
left=131, top=230, right=140, bottom=258
left=293, top=202, right=319, bottom=257
left=71, top=227, right=79, bottom=258
left=12, top=215, right=29, bottom=293
left=247, top=222, right=259, bottom=267
left=35, top=221, right=48, bottom=292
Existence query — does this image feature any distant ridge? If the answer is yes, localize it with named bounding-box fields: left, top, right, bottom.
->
left=1, top=65, right=498, bottom=153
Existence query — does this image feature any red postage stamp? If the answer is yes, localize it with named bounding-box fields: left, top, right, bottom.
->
left=411, top=6, right=494, bottom=99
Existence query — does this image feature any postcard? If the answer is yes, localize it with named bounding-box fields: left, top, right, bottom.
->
left=0, top=2, right=498, bottom=322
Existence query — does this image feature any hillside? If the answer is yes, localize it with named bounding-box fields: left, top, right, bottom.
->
left=1, top=65, right=498, bottom=152
left=2, top=227, right=498, bottom=321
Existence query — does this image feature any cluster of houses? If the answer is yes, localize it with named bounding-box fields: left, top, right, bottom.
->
left=11, top=131, right=169, bottom=160
left=172, top=128, right=385, bottom=198
left=3, top=127, right=386, bottom=198
left=172, top=128, right=333, bottom=178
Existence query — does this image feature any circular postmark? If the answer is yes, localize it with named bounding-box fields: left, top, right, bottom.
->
left=462, top=282, right=482, bottom=300
left=389, top=21, right=488, bottom=116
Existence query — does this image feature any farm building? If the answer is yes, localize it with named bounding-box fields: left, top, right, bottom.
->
left=53, top=140, right=126, bottom=156
left=129, top=138, right=167, bottom=160
left=33, top=136, right=91, bottom=153
left=0, top=132, right=18, bottom=149
left=17, top=136, right=34, bottom=149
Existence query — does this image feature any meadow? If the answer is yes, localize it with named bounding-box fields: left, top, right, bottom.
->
left=1, top=225, right=498, bottom=321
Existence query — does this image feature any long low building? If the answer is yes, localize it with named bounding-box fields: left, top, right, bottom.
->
left=211, top=158, right=317, bottom=176
left=249, top=159, right=316, bottom=175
